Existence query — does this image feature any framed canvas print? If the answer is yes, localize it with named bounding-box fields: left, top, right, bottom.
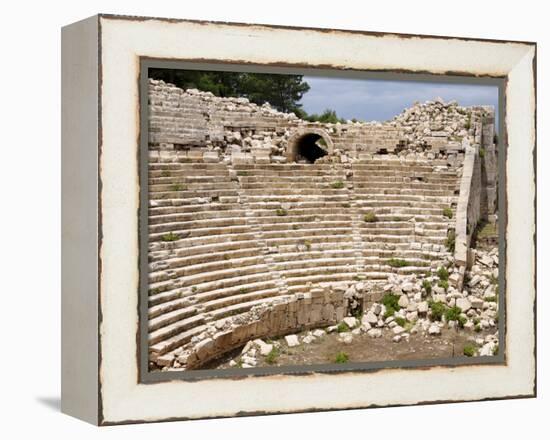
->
left=61, top=14, right=537, bottom=425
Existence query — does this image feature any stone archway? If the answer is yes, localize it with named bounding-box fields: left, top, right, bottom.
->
left=286, top=128, right=334, bottom=163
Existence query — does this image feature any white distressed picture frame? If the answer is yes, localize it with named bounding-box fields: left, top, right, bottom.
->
left=61, top=14, right=536, bottom=425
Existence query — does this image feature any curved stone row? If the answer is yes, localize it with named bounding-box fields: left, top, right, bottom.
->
left=147, top=156, right=461, bottom=369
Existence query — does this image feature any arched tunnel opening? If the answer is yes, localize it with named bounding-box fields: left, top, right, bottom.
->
left=293, top=133, right=329, bottom=163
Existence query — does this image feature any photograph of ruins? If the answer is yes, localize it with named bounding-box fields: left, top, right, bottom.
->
left=145, top=68, right=501, bottom=373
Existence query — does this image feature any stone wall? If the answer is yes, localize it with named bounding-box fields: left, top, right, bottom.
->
left=148, top=79, right=496, bottom=165
left=178, top=284, right=360, bottom=369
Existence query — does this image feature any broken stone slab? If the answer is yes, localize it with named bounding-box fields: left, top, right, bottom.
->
left=339, top=332, right=353, bottom=344
left=428, top=324, right=441, bottom=335
left=312, top=329, right=326, bottom=338
left=367, top=328, right=382, bottom=338
left=456, top=297, right=471, bottom=312
left=253, top=339, right=273, bottom=356
left=343, top=317, right=358, bottom=328
left=471, top=297, right=484, bottom=309
left=398, top=295, right=409, bottom=308
left=469, top=275, right=482, bottom=287
left=363, top=311, right=378, bottom=325
left=392, top=325, right=405, bottom=335
left=202, top=150, right=219, bottom=163
left=285, top=334, right=300, bottom=347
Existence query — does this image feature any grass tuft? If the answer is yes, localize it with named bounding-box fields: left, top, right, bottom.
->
left=161, top=232, right=179, bottom=242
left=334, top=352, right=349, bottom=363
left=443, top=207, right=453, bottom=219
left=363, top=212, right=378, bottom=223
left=463, top=344, right=476, bottom=357
left=387, top=258, right=410, bottom=268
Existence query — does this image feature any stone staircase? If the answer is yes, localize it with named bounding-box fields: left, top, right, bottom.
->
left=147, top=161, right=283, bottom=359
left=147, top=156, right=461, bottom=365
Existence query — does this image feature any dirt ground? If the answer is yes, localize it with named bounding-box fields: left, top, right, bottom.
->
left=204, top=325, right=493, bottom=370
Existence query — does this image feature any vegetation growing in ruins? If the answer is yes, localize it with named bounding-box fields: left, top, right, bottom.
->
left=438, top=279, right=449, bottom=290
left=457, top=315, right=468, bottom=328
left=394, top=317, right=406, bottom=327
left=443, top=207, right=453, bottom=219
left=444, top=306, right=462, bottom=323
left=422, top=279, right=432, bottom=295
left=387, top=258, right=410, bottom=268
left=463, top=344, right=476, bottom=357
left=428, top=300, right=447, bottom=321
left=170, top=183, right=186, bottom=191
left=236, top=170, right=249, bottom=176
left=334, top=352, right=349, bottom=363
left=276, top=208, right=288, bottom=216
left=437, top=266, right=449, bottom=281
left=464, top=114, right=472, bottom=130
left=382, top=293, right=401, bottom=318
left=479, top=147, right=486, bottom=158
left=304, top=240, right=312, bottom=251
left=446, top=229, right=456, bottom=253
left=265, top=347, right=280, bottom=365
left=337, top=322, right=350, bottom=333
left=330, top=180, right=345, bottom=189
left=363, top=212, right=378, bottom=223
left=161, top=232, right=179, bottom=242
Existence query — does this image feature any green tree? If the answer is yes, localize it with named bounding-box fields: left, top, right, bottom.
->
left=149, top=69, right=310, bottom=114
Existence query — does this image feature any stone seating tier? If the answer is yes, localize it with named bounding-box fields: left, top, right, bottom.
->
left=147, top=158, right=460, bottom=364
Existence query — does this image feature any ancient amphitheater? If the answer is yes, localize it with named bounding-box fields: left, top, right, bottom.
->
left=147, top=79, right=500, bottom=371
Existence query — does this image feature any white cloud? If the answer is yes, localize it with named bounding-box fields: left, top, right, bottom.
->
left=300, top=76, right=499, bottom=122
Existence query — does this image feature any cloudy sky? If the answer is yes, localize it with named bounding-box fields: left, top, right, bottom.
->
left=299, top=76, right=499, bottom=122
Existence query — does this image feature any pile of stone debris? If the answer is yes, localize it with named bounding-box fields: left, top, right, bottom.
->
left=204, top=246, right=500, bottom=369
left=389, top=97, right=482, bottom=150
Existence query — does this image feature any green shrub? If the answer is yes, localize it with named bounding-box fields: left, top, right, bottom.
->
left=382, top=293, right=401, bottom=318
left=161, top=232, right=179, bottom=242
left=492, top=345, right=499, bottom=356
left=387, top=258, right=410, bottom=268
left=304, top=240, right=312, bottom=251
left=458, top=315, right=468, bottom=328
left=422, top=279, right=432, bottom=295
left=276, top=208, right=288, bottom=216
left=485, top=295, right=497, bottom=303
left=446, top=229, right=456, bottom=253
left=464, top=115, right=472, bottom=130
left=236, top=170, right=249, bottom=176
left=334, top=352, right=349, bottom=364
left=330, top=180, right=345, bottom=189
left=429, top=300, right=447, bottom=321
left=394, top=317, right=406, bottom=327
left=463, top=344, right=476, bottom=357
left=438, top=279, right=449, bottom=290
left=444, top=306, right=462, bottom=322
left=437, top=266, right=449, bottom=281
left=443, top=207, right=453, bottom=219
left=479, top=147, right=486, bottom=158
left=363, top=212, right=378, bottom=223
left=265, top=347, right=280, bottom=365
left=170, top=183, right=185, bottom=191
left=337, top=322, right=350, bottom=333
left=474, top=324, right=482, bottom=332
